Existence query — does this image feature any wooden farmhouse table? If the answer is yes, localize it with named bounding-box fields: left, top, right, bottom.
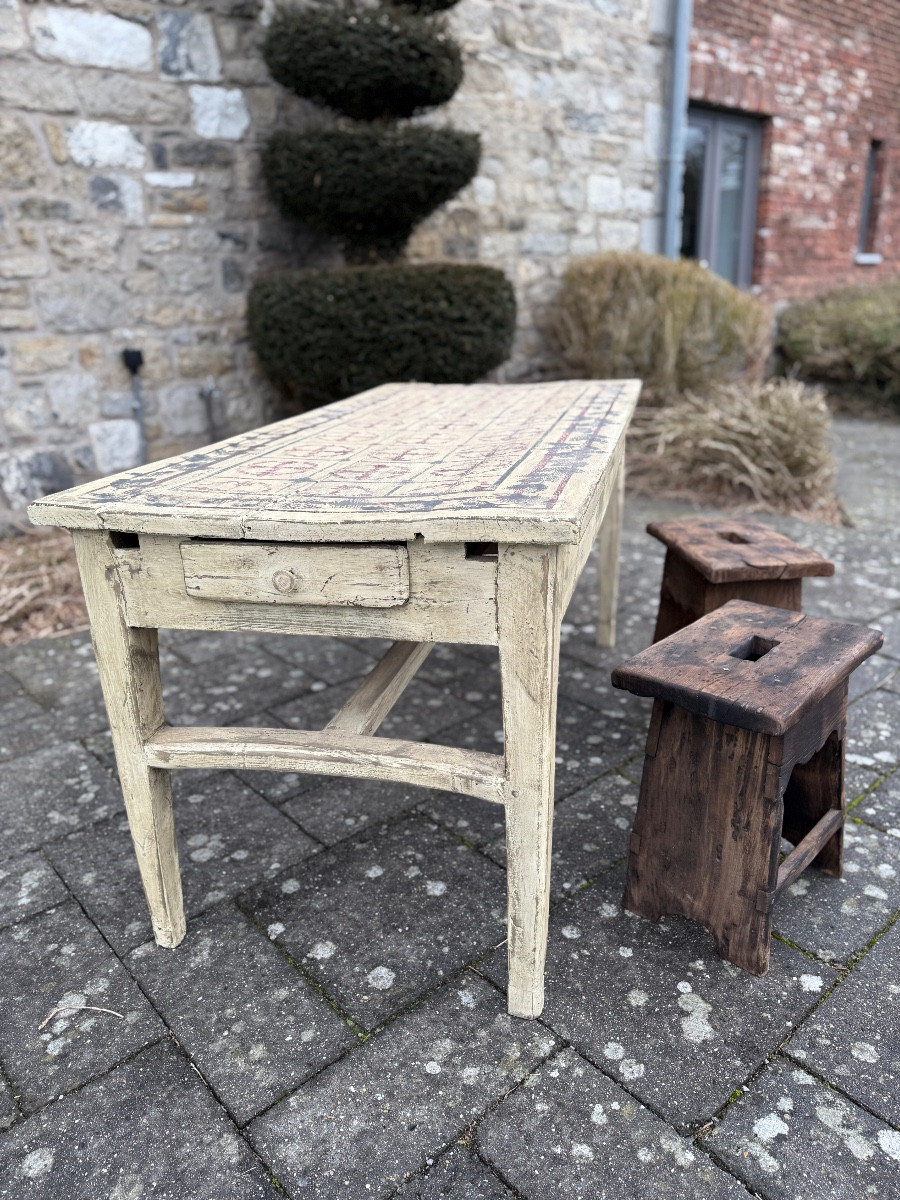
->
left=29, top=379, right=640, bottom=1018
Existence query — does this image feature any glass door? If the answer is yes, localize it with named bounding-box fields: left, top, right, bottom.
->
left=680, top=110, right=762, bottom=289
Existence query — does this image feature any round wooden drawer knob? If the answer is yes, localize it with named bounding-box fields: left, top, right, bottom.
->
left=272, top=569, right=295, bottom=594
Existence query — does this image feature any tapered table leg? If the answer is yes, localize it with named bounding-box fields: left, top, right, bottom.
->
left=498, top=543, right=561, bottom=1018
left=72, top=531, right=185, bottom=948
left=595, top=455, right=624, bottom=647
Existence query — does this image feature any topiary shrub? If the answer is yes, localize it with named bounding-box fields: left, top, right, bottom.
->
left=262, top=6, right=462, bottom=120
left=626, top=379, right=836, bottom=515
left=248, top=264, right=517, bottom=408
left=262, top=127, right=480, bottom=263
left=547, top=252, right=771, bottom=403
left=777, top=279, right=900, bottom=400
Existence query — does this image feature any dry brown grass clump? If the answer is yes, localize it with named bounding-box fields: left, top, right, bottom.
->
left=626, top=379, right=837, bottom=518
left=547, top=252, right=771, bottom=403
left=0, top=525, right=88, bottom=647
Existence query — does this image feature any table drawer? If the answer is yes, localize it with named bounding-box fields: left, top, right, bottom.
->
left=180, top=540, right=409, bottom=608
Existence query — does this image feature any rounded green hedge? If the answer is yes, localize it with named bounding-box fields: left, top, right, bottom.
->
left=248, top=264, right=517, bottom=408
left=262, top=127, right=480, bottom=262
left=262, top=7, right=463, bottom=121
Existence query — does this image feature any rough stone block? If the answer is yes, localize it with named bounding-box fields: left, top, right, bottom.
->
left=77, top=73, right=190, bottom=125
left=88, top=174, right=144, bottom=224
left=0, top=1041, right=281, bottom=1197
left=46, top=227, right=124, bottom=273
left=703, top=1057, right=900, bottom=1197
left=189, top=85, right=250, bottom=140
left=0, top=114, right=43, bottom=189
left=35, top=274, right=126, bottom=333
left=247, top=972, right=556, bottom=1197
left=774, top=820, right=900, bottom=965
left=29, top=8, right=153, bottom=72
left=0, top=851, right=69, bottom=930
left=0, top=61, right=78, bottom=112
left=46, top=771, right=318, bottom=952
left=0, top=254, right=49, bottom=282
left=479, top=1047, right=747, bottom=1198
left=159, top=11, right=222, bottom=82
left=88, top=419, right=141, bottom=474
left=241, top=815, right=506, bottom=1030
left=67, top=121, right=146, bottom=170
left=0, top=900, right=164, bottom=1109
left=787, top=921, right=899, bottom=1127
left=481, top=872, right=837, bottom=1130
left=128, top=904, right=358, bottom=1125
left=0, top=741, right=118, bottom=859
left=0, top=0, right=26, bottom=53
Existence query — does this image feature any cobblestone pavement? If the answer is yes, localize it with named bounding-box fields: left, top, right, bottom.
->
left=0, top=417, right=898, bottom=1198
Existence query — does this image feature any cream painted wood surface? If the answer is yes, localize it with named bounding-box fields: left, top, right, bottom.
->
left=181, top=540, right=410, bottom=607
left=29, top=380, right=640, bottom=545
left=325, top=641, right=433, bottom=735
left=37, top=380, right=639, bottom=1019
left=71, top=531, right=186, bottom=948
left=595, top=454, right=626, bottom=647
left=144, top=725, right=505, bottom=804
left=116, top=534, right=499, bottom=644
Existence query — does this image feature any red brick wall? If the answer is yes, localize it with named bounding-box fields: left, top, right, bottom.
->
left=690, top=1, right=900, bottom=298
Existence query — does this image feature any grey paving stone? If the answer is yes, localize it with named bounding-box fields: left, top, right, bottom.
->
left=283, top=776, right=421, bottom=846
left=481, top=873, right=837, bottom=1130
left=0, top=633, right=102, bottom=710
left=0, top=851, right=68, bottom=929
left=246, top=970, right=557, bottom=1199
left=0, top=675, right=44, bottom=727
left=46, top=772, right=319, bottom=953
left=846, top=687, right=900, bottom=776
left=412, top=642, right=497, bottom=688
left=0, top=742, right=118, bottom=860
left=165, top=628, right=377, bottom=686
left=160, top=644, right=316, bottom=725
left=787, top=922, right=900, bottom=1127
left=0, top=900, right=164, bottom=1110
left=420, top=773, right=636, bottom=901
left=0, top=1073, right=16, bottom=1130
left=274, top=673, right=482, bottom=744
left=557, top=652, right=654, bottom=727
left=872, top=609, right=900, bottom=663
left=430, top=695, right=645, bottom=802
left=848, top=654, right=899, bottom=701
left=853, top=768, right=900, bottom=833
left=479, top=1047, right=746, bottom=1199
left=703, top=1056, right=900, bottom=1198
left=0, top=1040, right=280, bottom=1198
left=240, top=815, right=506, bottom=1030
left=0, top=712, right=96, bottom=762
left=774, top=819, right=900, bottom=965
left=394, top=1145, right=515, bottom=1199
left=128, top=904, right=358, bottom=1125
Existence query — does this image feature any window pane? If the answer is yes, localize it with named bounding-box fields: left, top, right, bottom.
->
left=681, top=124, right=707, bottom=260
left=713, top=130, right=748, bottom=284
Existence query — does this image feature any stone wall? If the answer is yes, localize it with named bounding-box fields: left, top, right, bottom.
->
left=691, top=0, right=900, bottom=299
left=0, top=0, right=672, bottom=509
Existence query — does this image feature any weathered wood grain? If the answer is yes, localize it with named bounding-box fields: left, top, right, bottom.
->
left=181, top=540, right=409, bottom=608
left=29, top=380, right=640, bottom=546
left=144, top=725, right=505, bottom=804
left=613, top=600, right=883, bottom=735
left=71, top=531, right=185, bottom=949
left=647, top=517, right=835, bottom=584
left=498, top=542, right=561, bottom=1018
left=595, top=451, right=625, bottom=646
left=325, top=641, right=433, bottom=735
left=775, top=808, right=845, bottom=897
left=115, top=535, right=499, bottom=645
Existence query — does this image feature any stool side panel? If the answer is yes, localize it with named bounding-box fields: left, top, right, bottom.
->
left=646, top=517, right=835, bottom=584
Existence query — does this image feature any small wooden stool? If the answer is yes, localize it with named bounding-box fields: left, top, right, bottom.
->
left=612, top=600, right=882, bottom=975
left=647, top=517, right=834, bottom=642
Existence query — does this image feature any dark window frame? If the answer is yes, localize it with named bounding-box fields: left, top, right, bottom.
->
left=682, top=107, right=763, bottom=289
left=857, top=139, right=885, bottom=260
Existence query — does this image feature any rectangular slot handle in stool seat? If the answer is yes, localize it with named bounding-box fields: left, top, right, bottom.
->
left=775, top=808, right=845, bottom=898
left=180, top=540, right=410, bottom=607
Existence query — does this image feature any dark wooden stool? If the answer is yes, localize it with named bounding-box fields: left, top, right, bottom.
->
left=647, top=517, right=834, bottom=642
left=612, top=600, right=882, bottom=975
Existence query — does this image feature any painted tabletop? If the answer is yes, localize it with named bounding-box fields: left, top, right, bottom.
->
left=29, top=380, right=640, bottom=544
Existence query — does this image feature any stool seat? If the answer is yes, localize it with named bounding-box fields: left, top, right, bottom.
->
left=612, top=601, right=883, bottom=975
left=612, top=600, right=883, bottom=735
left=647, top=517, right=835, bottom=584
left=646, top=517, right=834, bottom=642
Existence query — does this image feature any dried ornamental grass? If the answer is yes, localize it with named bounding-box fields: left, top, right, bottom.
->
left=0, top=526, right=88, bottom=647
left=548, top=252, right=771, bottom=403
left=626, top=379, right=837, bottom=516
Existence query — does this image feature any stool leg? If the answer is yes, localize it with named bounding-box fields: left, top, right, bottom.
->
left=72, top=532, right=186, bottom=948
left=498, top=543, right=561, bottom=1018
left=595, top=455, right=624, bottom=647
left=782, top=730, right=845, bottom=879
left=623, top=702, right=781, bottom=975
